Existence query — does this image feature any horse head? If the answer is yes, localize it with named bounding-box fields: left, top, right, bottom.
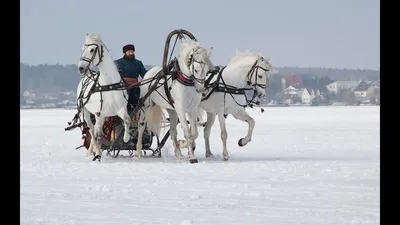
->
left=179, top=42, right=213, bottom=93
left=246, top=54, right=273, bottom=98
left=78, top=33, right=105, bottom=76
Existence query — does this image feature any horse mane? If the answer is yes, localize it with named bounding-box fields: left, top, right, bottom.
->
left=227, top=50, right=259, bottom=66
left=227, top=50, right=272, bottom=72
left=179, top=41, right=213, bottom=69
left=83, top=33, right=118, bottom=72
left=180, top=41, right=200, bottom=66
left=83, top=33, right=110, bottom=52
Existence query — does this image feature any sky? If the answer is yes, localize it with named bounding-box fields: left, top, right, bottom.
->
left=20, top=0, right=380, bottom=70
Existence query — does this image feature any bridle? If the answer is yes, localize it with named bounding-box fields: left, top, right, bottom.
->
left=79, top=43, right=104, bottom=76
left=175, top=48, right=209, bottom=85
left=246, top=56, right=270, bottom=90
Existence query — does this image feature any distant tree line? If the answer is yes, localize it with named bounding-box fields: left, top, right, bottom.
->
left=20, top=63, right=154, bottom=96
left=20, top=63, right=380, bottom=98
left=276, top=67, right=379, bottom=81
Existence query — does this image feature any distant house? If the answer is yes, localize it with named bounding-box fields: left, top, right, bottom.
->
left=353, top=81, right=380, bottom=102
left=283, top=85, right=298, bottom=104
left=23, top=90, right=36, bottom=98
left=306, top=88, right=315, bottom=100
left=353, top=82, right=369, bottom=99
left=279, top=75, right=330, bottom=104
left=297, top=88, right=311, bottom=104
left=326, top=80, right=360, bottom=95
left=284, top=85, right=297, bottom=95
left=283, top=85, right=315, bottom=104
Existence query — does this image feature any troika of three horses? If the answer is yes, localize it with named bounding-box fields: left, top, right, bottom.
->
left=65, top=29, right=273, bottom=164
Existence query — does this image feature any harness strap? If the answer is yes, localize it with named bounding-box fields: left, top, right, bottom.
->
left=127, top=82, right=141, bottom=88
left=172, top=59, right=194, bottom=86
left=92, top=81, right=126, bottom=92
left=161, top=59, right=176, bottom=107
left=201, top=67, right=251, bottom=101
left=163, top=73, right=174, bottom=106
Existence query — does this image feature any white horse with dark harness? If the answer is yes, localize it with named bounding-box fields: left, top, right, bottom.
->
left=73, top=33, right=132, bottom=161
left=197, top=51, right=273, bottom=160
left=135, top=41, right=213, bottom=163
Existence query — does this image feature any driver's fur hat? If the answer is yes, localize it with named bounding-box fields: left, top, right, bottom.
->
left=123, top=44, right=135, bottom=53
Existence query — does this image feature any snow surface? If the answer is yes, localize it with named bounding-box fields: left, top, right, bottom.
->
left=21, top=106, right=380, bottom=225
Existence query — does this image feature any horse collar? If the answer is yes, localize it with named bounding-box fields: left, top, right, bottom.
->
left=173, top=59, right=194, bottom=86
left=177, top=72, right=194, bottom=85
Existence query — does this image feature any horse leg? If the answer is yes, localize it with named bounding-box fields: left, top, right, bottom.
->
left=204, top=112, right=216, bottom=158
left=197, top=107, right=206, bottom=126
left=92, top=114, right=105, bottom=161
left=217, top=113, right=229, bottom=161
left=117, top=107, right=131, bottom=143
left=232, top=109, right=255, bottom=147
left=82, top=108, right=95, bottom=156
left=182, top=111, right=198, bottom=163
left=187, top=110, right=199, bottom=151
left=166, top=109, right=184, bottom=160
left=135, top=110, right=146, bottom=158
left=176, top=109, right=198, bottom=164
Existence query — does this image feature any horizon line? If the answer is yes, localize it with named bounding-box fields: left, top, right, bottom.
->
left=19, top=61, right=380, bottom=72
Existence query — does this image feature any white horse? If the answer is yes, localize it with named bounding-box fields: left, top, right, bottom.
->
left=197, top=51, right=273, bottom=161
left=76, top=33, right=131, bottom=161
left=136, top=41, right=213, bottom=163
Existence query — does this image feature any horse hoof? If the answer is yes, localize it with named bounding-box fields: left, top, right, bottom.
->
left=238, top=138, right=246, bottom=147
left=92, top=155, right=101, bottom=162
left=189, top=158, right=198, bottom=164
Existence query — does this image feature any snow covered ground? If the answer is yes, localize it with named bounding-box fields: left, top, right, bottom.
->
left=20, top=106, right=380, bottom=225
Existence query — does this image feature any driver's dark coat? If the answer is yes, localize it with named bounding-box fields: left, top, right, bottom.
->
left=114, top=57, right=147, bottom=79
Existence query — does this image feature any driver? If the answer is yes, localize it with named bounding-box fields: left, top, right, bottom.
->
left=114, top=44, right=147, bottom=113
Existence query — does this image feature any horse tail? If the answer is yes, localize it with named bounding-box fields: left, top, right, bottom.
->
left=145, top=104, right=165, bottom=136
